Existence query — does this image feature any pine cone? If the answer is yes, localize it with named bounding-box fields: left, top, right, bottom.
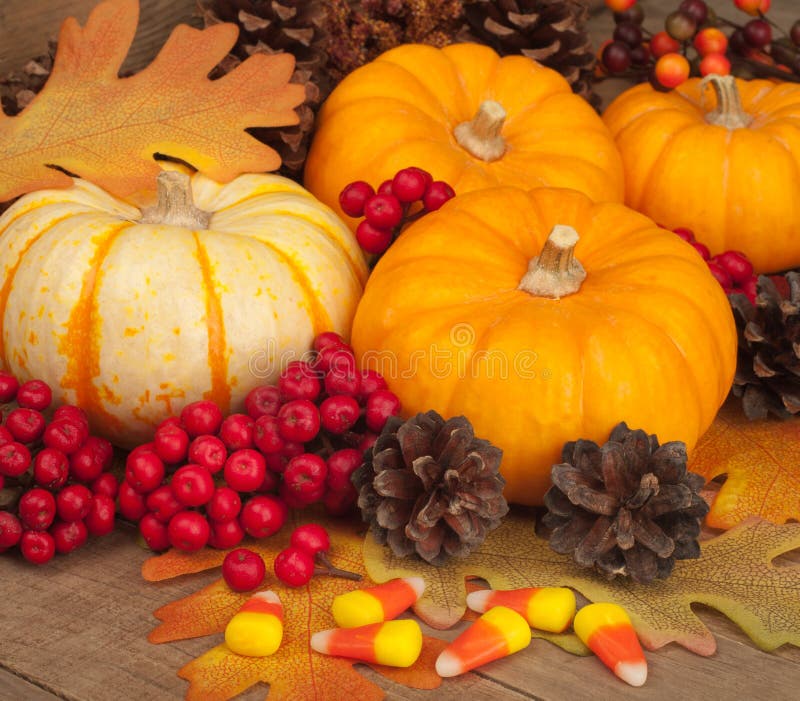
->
left=353, top=410, right=509, bottom=566
left=460, top=0, right=598, bottom=107
left=729, top=273, right=800, bottom=420
left=200, top=0, right=329, bottom=177
left=0, top=39, right=57, bottom=117
left=541, top=423, right=709, bottom=584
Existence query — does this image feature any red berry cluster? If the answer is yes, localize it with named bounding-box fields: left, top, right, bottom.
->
left=0, top=372, right=117, bottom=565
left=123, top=332, right=401, bottom=553
left=339, top=166, right=455, bottom=257
left=668, top=226, right=756, bottom=300
left=600, top=1, right=800, bottom=91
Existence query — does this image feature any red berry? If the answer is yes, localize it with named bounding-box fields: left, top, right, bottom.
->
left=613, top=22, right=643, bottom=49
left=256, top=468, right=279, bottom=493
left=265, top=453, right=290, bottom=475
left=245, top=384, right=282, bottom=419
left=222, top=548, right=266, bottom=592
left=171, top=464, right=215, bottom=507
left=365, top=390, right=401, bottom=433
left=0, top=371, right=19, bottom=402
left=56, top=484, right=93, bottom=522
left=208, top=517, right=245, bottom=549
left=125, top=450, right=165, bottom=494
left=34, top=448, right=70, bottom=490
left=254, top=415, right=285, bottom=455
left=51, top=519, right=88, bottom=554
left=358, top=369, right=388, bottom=400
left=377, top=179, right=394, bottom=196
left=188, top=434, right=228, bottom=473
left=338, top=180, right=375, bottom=218
left=602, top=41, right=632, bottom=74
left=0, top=511, right=23, bottom=549
left=358, top=431, right=379, bottom=453
left=324, top=363, right=361, bottom=398
left=319, top=395, right=360, bottom=434
left=5, top=407, right=46, bottom=443
left=52, top=405, right=89, bottom=429
left=117, top=481, right=147, bottom=522
left=69, top=437, right=112, bottom=483
left=654, top=53, right=690, bottom=89
left=180, top=400, right=224, bottom=437
left=283, top=454, right=328, bottom=499
left=15, top=379, right=52, bottom=410
left=239, top=494, right=287, bottom=538
left=219, top=413, right=255, bottom=451
left=605, top=0, right=636, bottom=11
left=168, top=510, right=210, bottom=552
left=734, top=0, right=771, bottom=15
left=690, top=240, right=711, bottom=260
left=326, top=449, right=363, bottom=493
left=650, top=31, right=681, bottom=59
left=313, top=332, right=347, bottom=353
left=743, top=19, right=772, bottom=49
left=356, top=220, right=393, bottom=255
left=91, top=472, right=119, bottom=499
left=0, top=425, right=13, bottom=447
left=224, top=448, right=267, bottom=493
left=139, top=513, right=171, bottom=551
left=629, top=44, right=650, bottom=66
left=699, top=52, right=731, bottom=77
left=714, top=250, right=754, bottom=286
left=18, top=488, right=57, bottom=531
left=154, top=423, right=190, bottom=464
left=323, top=485, right=358, bottom=516
left=42, top=418, right=88, bottom=455
left=274, top=546, right=315, bottom=587
left=363, top=193, right=403, bottom=229
left=279, top=361, right=321, bottom=402
left=145, top=485, right=184, bottom=524
left=707, top=260, right=734, bottom=289
left=206, top=486, right=242, bottom=522
left=277, top=399, right=320, bottom=443
left=290, top=523, right=330, bottom=556
left=694, top=27, right=728, bottom=57
left=392, top=167, right=431, bottom=203
left=422, top=181, right=455, bottom=212
left=315, top=343, right=355, bottom=373
left=741, top=275, right=758, bottom=304
left=672, top=227, right=695, bottom=242
left=279, top=477, right=326, bottom=509
left=20, top=530, right=55, bottom=564
left=0, top=441, right=31, bottom=477
left=85, top=494, right=116, bottom=536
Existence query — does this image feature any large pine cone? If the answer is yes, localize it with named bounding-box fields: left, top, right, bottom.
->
left=353, top=411, right=509, bottom=566
left=729, top=273, right=800, bottom=420
left=541, top=422, right=709, bottom=584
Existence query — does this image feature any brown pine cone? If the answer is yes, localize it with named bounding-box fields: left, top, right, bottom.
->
left=729, top=273, right=800, bottom=420
left=353, top=410, right=508, bottom=566
left=460, top=0, right=598, bottom=106
left=541, top=422, right=709, bottom=584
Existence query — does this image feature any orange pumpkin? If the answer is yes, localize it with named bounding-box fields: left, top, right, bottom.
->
left=603, top=74, right=800, bottom=273
left=305, top=43, right=624, bottom=225
left=351, top=187, right=736, bottom=506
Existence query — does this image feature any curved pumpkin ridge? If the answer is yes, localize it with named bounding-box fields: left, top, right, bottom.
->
left=60, top=221, right=134, bottom=437
left=440, top=43, right=501, bottom=117
left=192, top=231, right=231, bottom=415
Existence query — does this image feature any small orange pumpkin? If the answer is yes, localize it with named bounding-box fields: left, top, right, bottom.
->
left=305, top=43, right=624, bottom=225
left=351, top=187, right=736, bottom=506
left=603, top=74, right=800, bottom=273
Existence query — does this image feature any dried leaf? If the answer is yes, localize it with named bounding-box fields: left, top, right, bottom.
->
left=364, top=510, right=800, bottom=656
left=0, top=0, right=305, bottom=204
left=688, top=401, right=800, bottom=528
left=144, top=514, right=443, bottom=700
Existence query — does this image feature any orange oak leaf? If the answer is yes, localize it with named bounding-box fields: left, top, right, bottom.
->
left=0, top=0, right=305, bottom=204
left=688, top=401, right=800, bottom=529
left=144, top=514, right=444, bottom=701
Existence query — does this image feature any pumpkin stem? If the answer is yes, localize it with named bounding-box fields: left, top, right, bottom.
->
left=140, top=171, right=211, bottom=229
left=701, top=74, right=752, bottom=129
left=453, top=100, right=507, bottom=162
left=518, top=225, right=586, bottom=299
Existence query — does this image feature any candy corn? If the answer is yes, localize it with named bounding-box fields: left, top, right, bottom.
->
left=225, top=590, right=284, bottom=657
left=573, top=602, right=647, bottom=687
left=435, top=606, right=531, bottom=677
left=466, top=586, right=576, bottom=633
left=311, top=619, right=423, bottom=667
left=331, top=577, right=425, bottom=628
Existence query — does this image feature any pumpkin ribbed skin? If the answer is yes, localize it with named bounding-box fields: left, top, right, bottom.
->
left=0, top=173, right=367, bottom=447
left=305, top=43, right=624, bottom=226
left=603, top=77, right=800, bottom=273
left=351, top=187, right=736, bottom=506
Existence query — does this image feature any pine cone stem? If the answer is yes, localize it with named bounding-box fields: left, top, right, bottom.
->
left=453, top=100, right=507, bottom=161
left=701, top=75, right=752, bottom=129
left=518, top=225, right=587, bottom=299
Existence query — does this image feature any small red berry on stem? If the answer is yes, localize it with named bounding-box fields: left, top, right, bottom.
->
left=168, top=510, right=210, bottom=552
left=339, top=181, right=375, bottom=218
left=356, top=220, right=393, bottom=255
left=180, top=400, right=224, bottom=437
left=222, top=548, right=266, bottom=592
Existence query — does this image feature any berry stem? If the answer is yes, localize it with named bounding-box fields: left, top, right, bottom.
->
left=700, top=74, right=753, bottom=129
left=517, top=225, right=586, bottom=299
left=453, top=100, right=507, bottom=162
left=139, top=171, right=211, bottom=229
left=314, top=552, right=362, bottom=581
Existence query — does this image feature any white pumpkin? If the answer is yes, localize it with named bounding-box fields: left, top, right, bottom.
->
left=0, top=171, right=367, bottom=447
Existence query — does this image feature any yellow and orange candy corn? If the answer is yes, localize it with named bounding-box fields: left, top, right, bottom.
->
left=435, top=606, right=531, bottom=677
left=224, top=590, right=284, bottom=657
left=573, top=602, right=647, bottom=687
left=311, top=619, right=423, bottom=668
left=331, top=577, right=425, bottom=628
left=466, top=586, right=576, bottom=633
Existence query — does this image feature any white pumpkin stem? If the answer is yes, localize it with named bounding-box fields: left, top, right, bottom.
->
left=518, top=225, right=586, bottom=299
left=140, top=171, right=211, bottom=229
left=454, top=100, right=507, bottom=162
left=701, top=74, right=752, bottom=129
